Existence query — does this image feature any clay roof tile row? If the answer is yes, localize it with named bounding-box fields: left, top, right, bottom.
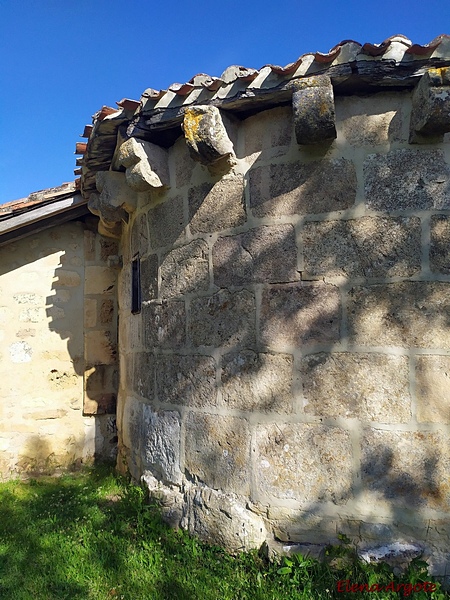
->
left=0, top=182, right=78, bottom=218
left=76, top=34, right=450, bottom=196
left=130, top=34, right=450, bottom=104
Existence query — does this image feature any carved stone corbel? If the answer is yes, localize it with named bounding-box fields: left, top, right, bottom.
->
left=410, top=67, right=450, bottom=143
left=292, top=76, right=337, bottom=145
left=118, top=138, right=170, bottom=191
left=87, top=171, right=138, bottom=239
left=182, top=105, right=235, bottom=169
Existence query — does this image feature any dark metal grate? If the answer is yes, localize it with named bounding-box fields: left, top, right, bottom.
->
left=131, top=253, right=141, bottom=314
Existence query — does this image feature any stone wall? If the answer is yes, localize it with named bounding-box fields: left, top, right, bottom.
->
left=117, top=92, right=450, bottom=575
left=0, top=219, right=118, bottom=478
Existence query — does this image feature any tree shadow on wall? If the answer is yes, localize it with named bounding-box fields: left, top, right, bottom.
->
left=125, top=111, right=450, bottom=577
left=0, top=224, right=108, bottom=479
left=17, top=434, right=86, bottom=478
left=43, top=218, right=118, bottom=469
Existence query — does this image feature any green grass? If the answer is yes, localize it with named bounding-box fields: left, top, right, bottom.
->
left=0, top=466, right=447, bottom=599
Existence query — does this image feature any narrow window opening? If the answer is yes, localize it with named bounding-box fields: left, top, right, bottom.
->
left=131, top=253, right=141, bottom=314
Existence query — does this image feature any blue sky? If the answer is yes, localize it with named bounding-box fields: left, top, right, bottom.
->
left=1, top=0, right=449, bottom=202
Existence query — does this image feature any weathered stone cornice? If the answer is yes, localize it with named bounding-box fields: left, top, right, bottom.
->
left=128, top=58, right=450, bottom=143
left=79, top=45, right=450, bottom=233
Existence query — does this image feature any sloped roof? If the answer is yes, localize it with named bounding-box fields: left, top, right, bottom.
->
left=0, top=182, right=88, bottom=246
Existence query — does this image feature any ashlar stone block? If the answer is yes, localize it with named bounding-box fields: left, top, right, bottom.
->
left=119, top=262, right=132, bottom=312
left=120, top=396, right=143, bottom=479
left=301, top=352, right=411, bottom=423
left=188, top=175, right=246, bottom=234
left=256, top=423, right=353, bottom=504
left=364, top=149, right=450, bottom=211
left=85, top=266, right=116, bottom=295
left=85, top=330, right=117, bottom=365
left=56, top=270, right=81, bottom=287
left=213, top=224, right=299, bottom=287
left=361, top=429, right=450, bottom=511
left=147, top=195, right=185, bottom=250
left=260, top=282, right=340, bottom=350
left=123, top=311, right=142, bottom=350
left=335, top=93, right=404, bottom=146
left=84, top=230, right=96, bottom=261
left=156, top=354, right=217, bottom=408
left=131, top=212, right=149, bottom=257
left=187, top=485, right=267, bottom=553
left=348, top=282, right=450, bottom=349
left=269, top=511, right=341, bottom=545
left=133, top=351, right=155, bottom=400
left=141, top=405, right=182, bottom=484
left=189, top=289, right=256, bottom=348
left=185, top=413, right=250, bottom=494
left=100, top=238, right=119, bottom=262
left=171, top=136, right=196, bottom=188
left=416, top=355, right=450, bottom=423
left=243, top=106, right=293, bottom=157
left=430, top=215, right=450, bottom=274
left=221, top=350, right=293, bottom=413
left=100, top=299, right=114, bottom=324
left=143, top=300, right=186, bottom=349
left=83, top=365, right=118, bottom=415
left=120, top=395, right=142, bottom=451
left=85, top=364, right=117, bottom=395
left=249, top=158, right=356, bottom=217
left=303, top=217, right=421, bottom=279
left=160, top=240, right=209, bottom=299
left=140, top=254, right=158, bottom=301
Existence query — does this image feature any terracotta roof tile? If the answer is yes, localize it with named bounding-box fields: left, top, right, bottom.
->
left=1, top=182, right=78, bottom=217
left=116, top=98, right=141, bottom=111
left=130, top=35, right=449, bottom=105
left=78, top=34, right=450, bottom=199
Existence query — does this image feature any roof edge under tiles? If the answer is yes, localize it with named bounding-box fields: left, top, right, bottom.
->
left=77, top=34, right=450, bottom=196
left=134, top=35, right=450, bottom=114
left=1, top=182, right=79, bottom=218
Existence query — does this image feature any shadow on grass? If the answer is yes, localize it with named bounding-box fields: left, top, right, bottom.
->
left=0, top=467, right=446, bottom=600
left=0, top=467, right=276, bottom=600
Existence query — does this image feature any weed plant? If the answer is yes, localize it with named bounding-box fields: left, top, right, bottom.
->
left=0, top=466, right=447, bottom=599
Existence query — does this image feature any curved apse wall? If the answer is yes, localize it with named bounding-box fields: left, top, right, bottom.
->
left=116, top=93, right=450, bottom=573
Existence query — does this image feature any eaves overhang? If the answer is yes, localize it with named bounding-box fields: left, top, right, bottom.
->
left=77, top=34, right=450, bottom=201
left=76, top=34, right=450, bottom=238
left=0, top=183, right=89, bottom=247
